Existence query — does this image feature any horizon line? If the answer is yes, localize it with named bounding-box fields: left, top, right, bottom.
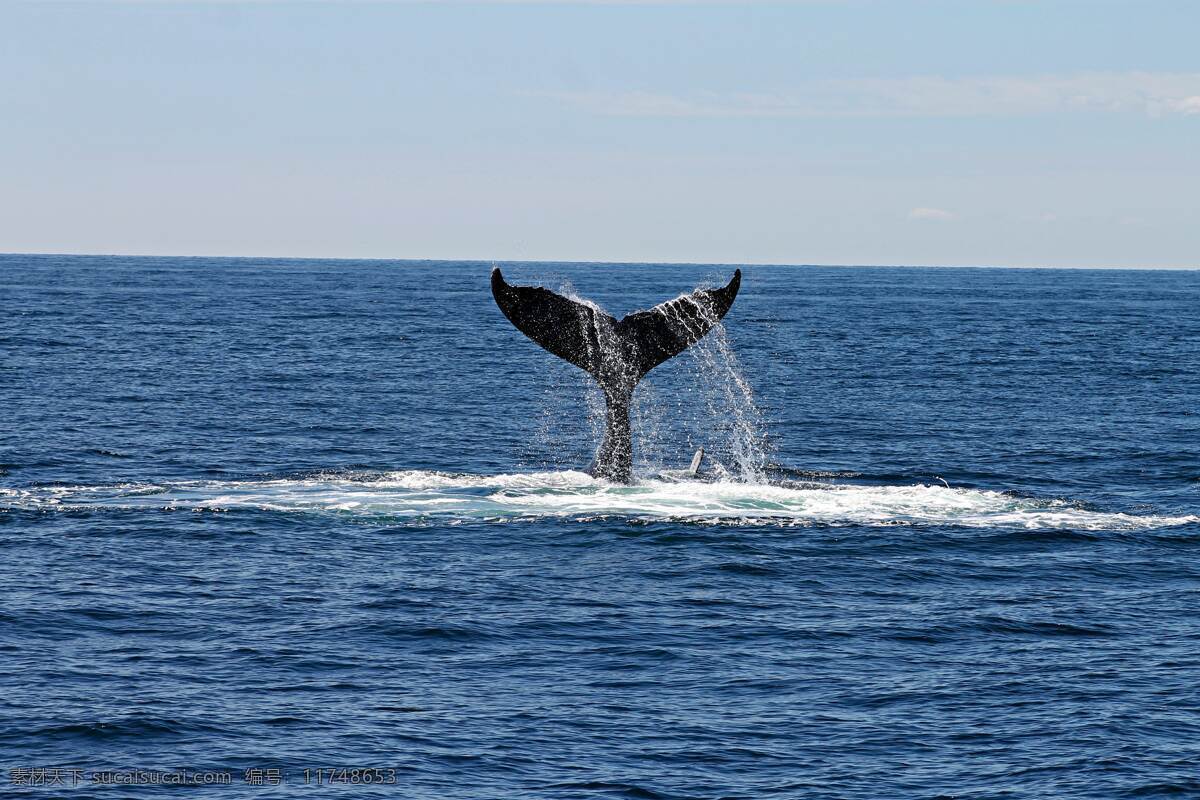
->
left=1, top=251, right=1197, bottom=272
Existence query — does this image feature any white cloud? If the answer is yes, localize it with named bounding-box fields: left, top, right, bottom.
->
left=1167, top=96, right=1200, bottom=115
left=908, top=207, right=956, bottom=222
left=543, top=72, right=1200, bottom=118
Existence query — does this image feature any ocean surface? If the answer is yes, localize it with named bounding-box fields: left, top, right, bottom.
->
left=2, top=254, right=1198, bottom=799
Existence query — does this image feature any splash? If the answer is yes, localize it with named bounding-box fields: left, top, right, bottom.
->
left=535, top=276, right=767, bottom=481
left=668, top=290, right=768, bottom=481
left=3, top=471, right=1195, bottom=530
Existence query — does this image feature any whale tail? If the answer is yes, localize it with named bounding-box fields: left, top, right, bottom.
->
left=491, top=267, right=741, bottom=482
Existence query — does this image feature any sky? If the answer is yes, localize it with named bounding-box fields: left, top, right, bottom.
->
left=1, top=0, right=1197, bottom=267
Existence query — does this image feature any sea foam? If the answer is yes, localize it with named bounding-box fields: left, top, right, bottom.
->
left=3, top=471, right=1195, bottom=531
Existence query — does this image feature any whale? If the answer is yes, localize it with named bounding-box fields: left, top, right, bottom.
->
left=491, top=267, right=741, bottom=483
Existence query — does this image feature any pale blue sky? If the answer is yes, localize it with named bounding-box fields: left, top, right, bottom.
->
left=2, top=0, right=1197, bottom=267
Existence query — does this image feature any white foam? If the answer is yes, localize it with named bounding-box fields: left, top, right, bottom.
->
left=2, top=471, right=1195, bottom=530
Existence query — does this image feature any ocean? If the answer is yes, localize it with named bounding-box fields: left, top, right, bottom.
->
left=2, top=254, right=1198, bottom=798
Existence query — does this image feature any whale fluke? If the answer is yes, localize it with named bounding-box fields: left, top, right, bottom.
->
left=491, top=267, right=741, bottom=483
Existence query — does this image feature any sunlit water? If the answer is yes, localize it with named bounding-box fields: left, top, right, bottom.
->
left=2, top=255, right=1198, bottom=798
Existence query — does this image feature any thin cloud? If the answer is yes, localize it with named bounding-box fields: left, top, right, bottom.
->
left=56, top=0, right=850, bottom=4
left=542, top=72, right=1200, bottom=118
left=908, top=207, right=956, bottom=222
left=1168, top=96, right=1200, bottom=114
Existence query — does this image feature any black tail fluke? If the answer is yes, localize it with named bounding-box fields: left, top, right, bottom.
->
left=491, top=267, right=742, bottom=482
left=491, top=268, right=741, bottom=388
left=614, top=270, right=740, bottom=380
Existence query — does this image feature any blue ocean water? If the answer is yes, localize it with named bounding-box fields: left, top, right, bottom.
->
left=1, top=254, right=1198, bottom=798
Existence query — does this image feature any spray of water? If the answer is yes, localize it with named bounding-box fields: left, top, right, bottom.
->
left=565, top=287, right=619, bottom=468
left=644, top=286, right=768, bottom=481
left=674, top=298, right=768, bottom=481
left=532, top=275, right=767, bottom=482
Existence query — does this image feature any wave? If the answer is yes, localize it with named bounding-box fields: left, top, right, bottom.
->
left=1, top=471, right=1195, bottom=530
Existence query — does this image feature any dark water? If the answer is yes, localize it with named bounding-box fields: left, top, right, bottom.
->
left=2, top=254, right=1198, bottom=798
